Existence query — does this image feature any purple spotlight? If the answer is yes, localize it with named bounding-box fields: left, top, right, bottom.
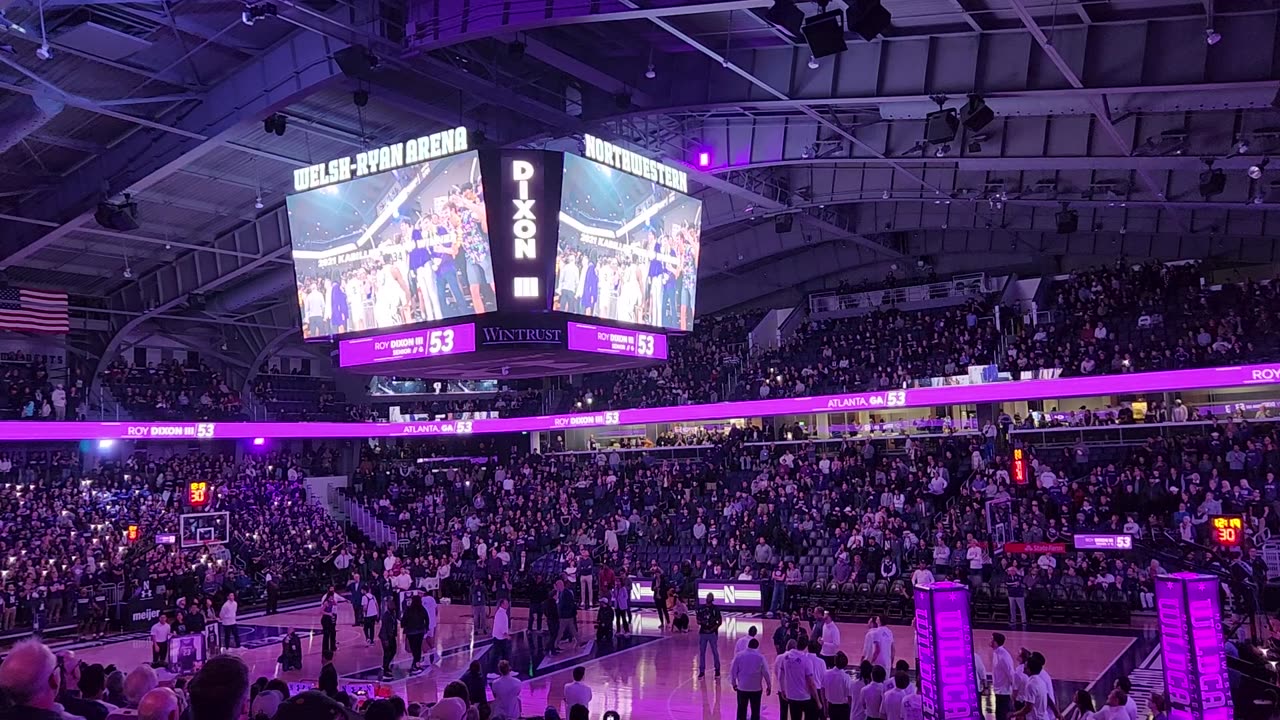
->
left=697, top=150, right=711, bottom=168
left=251, top=437, right=266, bottom=446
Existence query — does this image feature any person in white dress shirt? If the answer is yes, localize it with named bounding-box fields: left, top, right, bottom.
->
left=563, top=666, right=592, bottom=716
left=862, top=665, right=887, bottom=720
left=490, top=660, right=521, bottom=720
left=735, top=626, right=759, bottom=656
left=492, top=598, right=512, bottom=662
left=991, top=633, right=1016, bottom=720
left=821, top=652, right=854, bottom=720
left=819, top=613, right=842, bottom=667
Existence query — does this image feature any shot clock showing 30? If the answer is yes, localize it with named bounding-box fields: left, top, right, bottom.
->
left=1209, top=515, right=1244, bottom=547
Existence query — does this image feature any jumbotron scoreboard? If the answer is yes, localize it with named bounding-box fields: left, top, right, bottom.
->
left=284, top=130, right=701, bottom=379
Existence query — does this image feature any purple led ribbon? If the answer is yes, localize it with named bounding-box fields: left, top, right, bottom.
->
left=1, top=362, right=1277, bottom=441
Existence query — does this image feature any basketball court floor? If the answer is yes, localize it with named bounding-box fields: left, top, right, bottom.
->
left=63, top=604, right=1161, bottom=719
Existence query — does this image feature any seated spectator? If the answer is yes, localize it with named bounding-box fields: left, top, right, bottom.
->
left=0, top=640, right=69, bottom=720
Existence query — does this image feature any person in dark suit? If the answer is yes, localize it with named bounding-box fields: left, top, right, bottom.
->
left=348, top=573, right=365, bottom=626
left=318, top=650, right=339, bottom=698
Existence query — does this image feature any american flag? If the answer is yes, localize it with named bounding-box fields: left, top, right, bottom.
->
left=0, top=287, right=70, bottom=333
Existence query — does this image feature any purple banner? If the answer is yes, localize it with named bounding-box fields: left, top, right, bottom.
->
left=565, top=321, right=669, bottom=359
left=338, top=323, right=476, bottom=367
left=1073, top=534, right=1134, bottom=550
left=914, top=581, right=978, bottom=720
left=1155, top=573, right=1233, bottom=720
left=0, top=362, right=1278, bottom=441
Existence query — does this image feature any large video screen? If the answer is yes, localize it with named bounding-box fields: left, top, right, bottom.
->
left=555, top=153, right=702, bottom=330
left=287, top=151, right=497, bottom=340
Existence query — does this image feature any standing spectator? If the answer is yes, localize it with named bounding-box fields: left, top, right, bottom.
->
left=492, top=598, right=512, bottom=662
left=402, top=595, right=429, bottom=674
left=378, top=597, right=399, bottom=682
left=361, top=587, right=379, bottom=646
left=51, top=385, right=66, bottom=421
left=562, top=667, right=592, bottom=717
left=730, top=638, right=771, bottom=720
left=578, top=550, right=595, bottom=608
left=556, top=579, right=578, bottom=650
left=490, top=660, right=521, bottom=720
left=696, top=593, right=723, bottom=678
left=218, top=593, right=240, bottom=649
left=150, top=614, right=172, bottom=668
left=1006, top=567, right=1027, bottom=626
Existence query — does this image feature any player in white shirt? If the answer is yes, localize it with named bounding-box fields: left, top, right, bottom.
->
left=777, top=640, right=819, bottom=720
left=990, top=633, right=1016, bottom=720
left=882, top=671, right=912, bottom=720
left=862, top=666, right=888, bottom=720
left=862, top=616, right=894, bottom=672
left=822, top=653, right=854, bottom=720
left=735, top=625, right=759, bottom=656
left=1011, top=655, right=1050, bottom=720
left=1113, top=678, right=1138, bottom=720
left=820, top=613, right=842, bottom=665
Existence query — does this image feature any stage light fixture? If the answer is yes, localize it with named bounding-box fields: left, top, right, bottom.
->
left=1249, top=158, right=1269, bottom=180
left=1199, top=168, right=1226, bottom=198
left=353, top=89, right=369, bottom=107
left=960, top=95, right=994, bottom=132
left=1235, top=139, right=1250, bottom=155
left=254, top=194, right=264, bottom=210
left=95, top=196, right=139, bottom=232
left=808, top=56, right=819, bottom=69
left=241, top=2, right=277, bottom=26
left=765, top=0, right=805, bottom=37
left=934, top=143, right=951, bottom=157
left=1055, top=206, right=1079, bottom=234
left=775, top=215, right=794, bottom=234
left=263, top=114, right=286, bottom=136
left=846, top=0, right=891, bottom=42
left=645, top=64, right=656, bottom=79
left=924, top=108, right=958, bottom=145
left=801, top=9, right=848, bottom=59
left=697, top=150, right=711, bottom=168
left=1204, top=28, right=1221, bottom=45
left=967, top=139, right=982, bottom=153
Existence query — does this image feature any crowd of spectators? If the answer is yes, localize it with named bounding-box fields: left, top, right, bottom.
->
left=1006, top=262, right=1280, bottom=377
left=0, top=359, right=90, bottom=421
left=0, top=447, right=347, bottom=638
left=101, top=359, right=245, bottom=422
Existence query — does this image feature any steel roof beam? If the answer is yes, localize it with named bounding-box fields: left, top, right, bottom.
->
left=0, top=29, right=343, bottom=271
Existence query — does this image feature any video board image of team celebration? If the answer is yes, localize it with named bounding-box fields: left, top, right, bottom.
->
left=286, top=151, right=497, bottom=340
left=555, top=153, right=702, bottom=331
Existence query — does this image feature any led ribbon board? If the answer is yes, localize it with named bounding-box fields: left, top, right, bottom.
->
left=3, top=361, right=1279, bottom=441
left=913, top=581, right=979, bottom=720
left=339, top=322, right=477, bottom=367
left=1155, top=573, right=1232, bottom=720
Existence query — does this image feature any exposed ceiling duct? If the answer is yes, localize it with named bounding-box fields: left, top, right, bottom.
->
left=0, top=93, right=63, bottom=156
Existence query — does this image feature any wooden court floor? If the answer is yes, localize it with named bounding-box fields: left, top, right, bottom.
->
left=66, top=604, right=1145, bottom=719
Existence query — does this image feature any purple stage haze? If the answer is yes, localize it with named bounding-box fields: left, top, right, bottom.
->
left=1, top=362, right=1277, bottom=441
